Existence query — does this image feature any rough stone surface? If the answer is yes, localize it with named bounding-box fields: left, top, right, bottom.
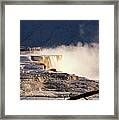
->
left=20, top=72, right=99, bottom=100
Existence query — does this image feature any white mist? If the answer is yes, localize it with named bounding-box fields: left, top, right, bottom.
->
left=38, top=42, right=99, bottom=80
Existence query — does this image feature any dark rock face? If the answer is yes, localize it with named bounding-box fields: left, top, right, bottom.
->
left=20, top=72, right=99, bottom=100
left=20, top=20, right=99, bottom=48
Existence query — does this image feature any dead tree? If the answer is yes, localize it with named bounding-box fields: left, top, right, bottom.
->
left=67, top=90, right=99, bottom=100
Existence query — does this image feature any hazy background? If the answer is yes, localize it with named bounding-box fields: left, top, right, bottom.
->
left=39, top=43, right=99, bottom=80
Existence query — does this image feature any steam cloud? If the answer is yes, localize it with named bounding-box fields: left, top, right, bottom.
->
left=38, top=42, right=99, bottom=80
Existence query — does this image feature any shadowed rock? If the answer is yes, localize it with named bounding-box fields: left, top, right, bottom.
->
left=67, top=90, right=99, bottom=100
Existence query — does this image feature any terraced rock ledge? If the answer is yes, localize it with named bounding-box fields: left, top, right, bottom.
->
left=20, top=72, right=99, bottom=100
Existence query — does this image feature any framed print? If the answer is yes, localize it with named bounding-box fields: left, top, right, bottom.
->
left=0, top=0, right=118, bottom=119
